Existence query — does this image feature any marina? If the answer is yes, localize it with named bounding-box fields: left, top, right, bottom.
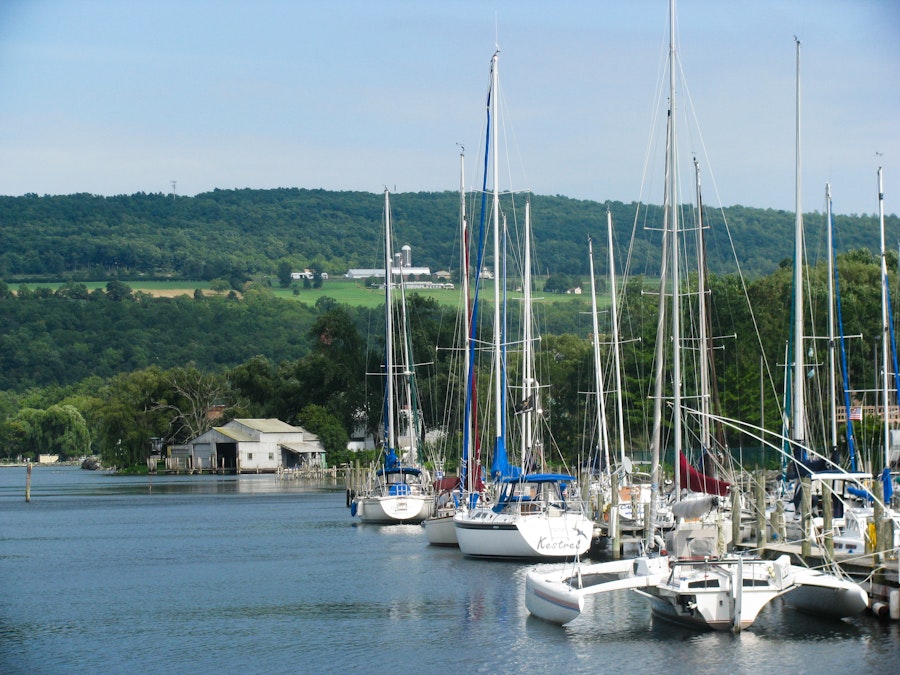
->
left=2, top=3, right=900, bottom=672
left=2, top=466, right=899, bottom=674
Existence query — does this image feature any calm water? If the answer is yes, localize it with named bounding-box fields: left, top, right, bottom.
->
left=1, top=467, right=898, bottom=674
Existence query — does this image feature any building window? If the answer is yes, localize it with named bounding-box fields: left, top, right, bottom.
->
left=269, top=453, right=274, bottom=460
left=247, top=453, right=253, bottom=460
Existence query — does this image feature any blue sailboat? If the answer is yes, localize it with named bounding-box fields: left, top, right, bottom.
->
left=351, top=189, right=433, bottom=524
left=452, top=49, right=591, bottom=559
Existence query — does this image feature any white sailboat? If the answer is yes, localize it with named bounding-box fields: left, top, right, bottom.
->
left=588, top=218, right=672, bottom=544
left=527, top=0, right=867, bottom=631
left=527, top=521, right=797, bottom=630
left=453, top=49, right=592, bottom=560
left=351, top=189, right=433, bottom=524
left=423, top=149, right=470, bottom=546
left=818, top=168, right=900, bottom=558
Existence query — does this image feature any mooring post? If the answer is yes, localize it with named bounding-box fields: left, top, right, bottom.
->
left=755, top=470, right=766, bottom=548
left=731, top=486, right=741, bottom=550
left=801, top=475, right=812, bottom=558
left=25, top=461, right=32, bottom=502
left=873, top=498, right=885, bottom=564
left=822, top=481, right=833, bottom=558
left=610, top=472, right=620, bottom=560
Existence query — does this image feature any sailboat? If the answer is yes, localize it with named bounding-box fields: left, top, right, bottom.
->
left=525, top=0, right=867, bottom=631
left=587, top=214, right=674, bottom=548
left=350, top=189, right=433, bottom=524
left=452, top=49, right=592, bottom=560
left=423, top=149, right=470, bottom=546
left=821, top=168, right=900, bottom=557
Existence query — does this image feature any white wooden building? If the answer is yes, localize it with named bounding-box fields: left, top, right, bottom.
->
left=188, top=419, right=325, bottom=473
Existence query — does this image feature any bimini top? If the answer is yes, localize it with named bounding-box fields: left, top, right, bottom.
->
left=376, top=466, right=423, bottom=477
left=498, top=473, right=575, bottom=484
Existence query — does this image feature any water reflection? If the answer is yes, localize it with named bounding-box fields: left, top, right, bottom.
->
left=2, top=466, right=898, bottom=674
left=0, top=465, right=343, bottom=499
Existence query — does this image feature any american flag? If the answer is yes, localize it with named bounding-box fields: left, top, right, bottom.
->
left=849, top=406, right=863, bottom=421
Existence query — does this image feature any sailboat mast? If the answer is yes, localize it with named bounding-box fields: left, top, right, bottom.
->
left=879, top=166, right=890, bottom=471
left=826, top=183, right=838, bottom=453
left=607, top=207, right=627, bottom=469
left=588, top=235, right=611, bottom=473
left=459, top=149, right=476, bottom=490
left=397, top=255, right=416, bottom=462
left=490, top=50, right=505, bottom=470
left=383, top=189, right=396, bottom=453
left=695, top=158, right=712, bottom=455
left=668, top=0, right=683, bottom=500
left=792, top=36, right=806, bottom=454
left=648, top=1, right=676, bottom=529
left=522, top=200, right=535, bottom=470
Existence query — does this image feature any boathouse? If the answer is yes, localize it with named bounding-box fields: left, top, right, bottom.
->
left=187, top=419, right=325, bottom=473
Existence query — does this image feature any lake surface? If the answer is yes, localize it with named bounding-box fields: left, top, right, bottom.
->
left=1, top=467, right=898, bottom=674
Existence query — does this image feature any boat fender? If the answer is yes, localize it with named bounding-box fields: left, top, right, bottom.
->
left=350, top=501, right=358, bottom=517
left=890, top=589, right=900, bottom=621
left=872, top=601, right=889, bottom=618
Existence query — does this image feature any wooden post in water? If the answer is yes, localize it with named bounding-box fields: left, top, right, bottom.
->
left=25, top=461, right=32, bottom=502
left=731, top=486, right=741, bottom=550
left=873, top=498, right=885, bottom=564
left=822, top=481, right=833, bottom=559
left=801, top=475, right=812, bottom=558
left=881, top=508, right=895, bottom=561
left=755, top=470, right=766, bottom=548
left=610, top=472, right=620, bottom=560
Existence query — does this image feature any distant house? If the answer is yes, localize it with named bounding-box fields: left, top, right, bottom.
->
left=345, top=266, right=431, bottom=280
left=291, top=269, right=328, bottom=280
left=347, top=421, right=377, bottom=452
left=187, top=419, right=325, bottom=473
left=346, top=243, right=430, bottom=279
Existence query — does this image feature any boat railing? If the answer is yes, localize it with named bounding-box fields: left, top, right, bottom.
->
left=371, top=482, right=431, bottom=498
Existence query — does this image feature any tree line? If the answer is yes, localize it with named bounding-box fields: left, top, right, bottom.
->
left=0, top=245, right=896, bottom=474
left=1, top=189, right=896, bottom=287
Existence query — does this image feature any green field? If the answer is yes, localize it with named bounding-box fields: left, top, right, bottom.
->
left=26, top=279, right=464, bottom=308
left=271, top=280, right=464, bottom=308
left=25, top=278, right=606, bottom=310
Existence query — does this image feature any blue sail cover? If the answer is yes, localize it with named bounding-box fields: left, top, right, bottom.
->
left=490, top=435, right=510, bottom=480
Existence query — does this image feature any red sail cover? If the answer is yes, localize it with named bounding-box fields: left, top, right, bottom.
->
left=679, top=453, right=730, bottom=497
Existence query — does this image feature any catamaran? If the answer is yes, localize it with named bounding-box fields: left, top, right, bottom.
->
left=526, top=0, right=866, bottom=630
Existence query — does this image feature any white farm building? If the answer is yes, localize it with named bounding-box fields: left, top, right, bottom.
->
left=187, top=419, right=325, bottom=473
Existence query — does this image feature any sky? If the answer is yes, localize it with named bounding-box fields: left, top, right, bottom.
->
left=0, top=0, right=897, bottom=216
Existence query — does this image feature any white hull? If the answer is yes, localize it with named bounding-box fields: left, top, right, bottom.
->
left=455, top=508, right=592, bottom=560
left=355, top=494, right=432, bottom=524
left=525, top=557, right=667, bottom=624
left=635, top=555, right=795, bottom=631
left=423, top=512, right=458, bottom=546
left=786, top=567, right=868, bottom=618
left=526, top=553, right=799, bottom=632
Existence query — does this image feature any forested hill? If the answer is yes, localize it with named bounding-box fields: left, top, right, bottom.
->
left=0, top=188, right=896, bottom=283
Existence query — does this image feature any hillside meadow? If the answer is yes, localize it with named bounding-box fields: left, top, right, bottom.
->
left=25, top=278, right=605, bottom=311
